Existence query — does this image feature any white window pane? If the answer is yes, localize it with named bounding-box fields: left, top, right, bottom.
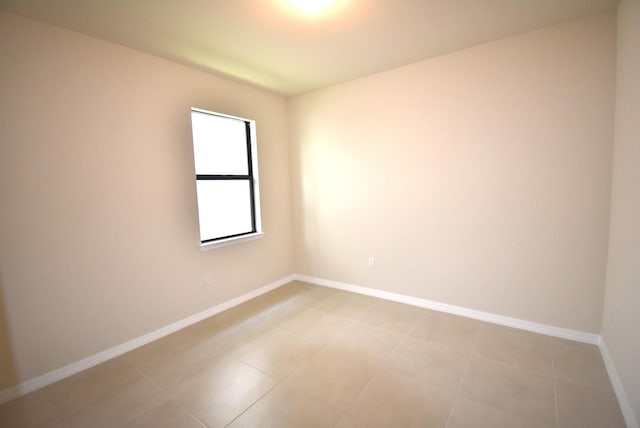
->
left=191, top=111, right=249, bottom=175
left=196, top=180, right=253, bottom=241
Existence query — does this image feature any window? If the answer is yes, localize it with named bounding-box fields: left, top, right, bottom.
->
left=190, top=108, right=262, bottom=248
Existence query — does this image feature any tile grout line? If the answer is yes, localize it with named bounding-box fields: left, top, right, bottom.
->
left=317, top=319, right=361, bottom=428
left=236, top=354, right=285, bottom=381
left=224, top=321, right=340, bottom=428
left=323, top=317, right=363, bottom=428
left=444, top=324, right=481, bottom=428
left=222, top=374, right=283, bottom=427
left=166, top=288, right=338, bottom=427
left=127, top=320, right=282, bottom=427
left=125, top=357, right=209, bottom=427
left=224, top=331, right=317, bottom=425
left=129, top=354, right=186, bottom=397
left=334, top=314, right=418, bottom=427
left=225, top=293, right=343, bottom=427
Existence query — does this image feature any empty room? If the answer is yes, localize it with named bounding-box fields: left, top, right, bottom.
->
left=0, top=0, right=638, bottom=427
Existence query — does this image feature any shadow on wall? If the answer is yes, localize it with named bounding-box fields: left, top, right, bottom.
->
left=0, top=268, right=19, bottom=393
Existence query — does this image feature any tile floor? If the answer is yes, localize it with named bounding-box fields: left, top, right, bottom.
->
left=0, top=281, right=626, bottom=427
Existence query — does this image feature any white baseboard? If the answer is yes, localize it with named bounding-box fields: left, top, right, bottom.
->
left=294, top=274, right=600, bottom=344
left=0, top=274, right=295, bottom=405
left=599, top=339, right=639, bottom=428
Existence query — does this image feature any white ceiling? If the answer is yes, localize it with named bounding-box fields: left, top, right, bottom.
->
left=0, top=0, right=618, bottom=96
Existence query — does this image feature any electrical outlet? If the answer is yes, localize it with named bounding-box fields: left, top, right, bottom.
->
left=204, top=273, right=214, bottom=285
left=368, top=257, right=375, bottom=268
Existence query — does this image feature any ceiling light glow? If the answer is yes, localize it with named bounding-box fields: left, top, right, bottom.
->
left=288, top=0, right=335, bottom=16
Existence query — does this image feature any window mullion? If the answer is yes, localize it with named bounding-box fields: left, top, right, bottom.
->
left=196, top=175, right=251, bottom=180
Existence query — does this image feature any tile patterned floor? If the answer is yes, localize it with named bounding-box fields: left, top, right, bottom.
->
left=0, top=281, right=626, bottom=427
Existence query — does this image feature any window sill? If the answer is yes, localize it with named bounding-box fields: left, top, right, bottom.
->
left=199, top=232, right=264, bottom=251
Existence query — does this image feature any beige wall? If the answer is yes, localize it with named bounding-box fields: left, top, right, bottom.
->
left=289, top=13, right=616, bottom=332
left=0, top=275, right=18, bottom=390
left=0, top=12, right=294, bottom=384
left=602, top=0, right=640, bottom=423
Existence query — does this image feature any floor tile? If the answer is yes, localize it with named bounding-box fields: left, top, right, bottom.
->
left=0, top=412, right=61, bottom=428
left=315, top=291, right=377, bottom=320
left=0, top=391, right=60, bottom=428
left=173, top=358, right=278, bottom=428
left=409, top=310, right=481, bottom=354
left=358, top=300, right=419, bottom=335
left=276, top=307, right=348, bottom=346
left=334, top=414, right=375, bottom=428
left=184, top=287, right=306, bottom=342
left=137, top=339, right=235, bottom=392
left=238, top=329, right=322, bottom=379
left=52, top=370, right=165, bottom=428
left=125, top=399, right=205, bottom=427
left=556, top=379, right=625, bottom=428
left=43, top=357, right=135, bottom=407
left=0, top=390, right=52, bottom=417
left=183, top=308, right=248, bottom=339
left=227, top=382, right=343, bottom=428
left=447, top=397, right=544, bottom=428
left=457, top=356, right=556, bottom=426
left=348, top=369, right=455, bottom=428
left=551, top=339, right=613, bottom=392
left=185, top=306, right=271, bottom=344
left=284, top=345, right=381, bottom=410
left=250, top=302, right=310, bottom=332
left=474, top=324, right=553, bottom=375
left=328, top=321, right=402, bottom=363
left=387, top=336, right=468, bottom=392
